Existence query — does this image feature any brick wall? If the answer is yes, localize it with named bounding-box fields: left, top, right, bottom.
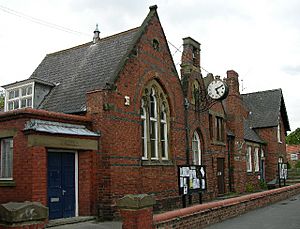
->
left=86, top=10, right=188, bottom=218
left=256, top=116, right=287, bottom=182
left=153, top=183, right=300, bottom=229
left=0, top=110, right=99, bottom=217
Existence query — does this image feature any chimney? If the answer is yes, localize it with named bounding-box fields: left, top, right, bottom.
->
left=226, top=70, right=240, bottom=95
left=181, top=37, right=201, bottom=71
left=93, top=24, right=100, bottom=43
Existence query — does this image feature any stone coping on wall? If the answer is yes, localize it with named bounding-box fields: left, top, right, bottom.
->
left=153, top=183, right=300, bottom=225
left=0, top=108, right=92, bottom=124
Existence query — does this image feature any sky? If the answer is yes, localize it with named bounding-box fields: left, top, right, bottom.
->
left=0, top=0, right=299, bottom=132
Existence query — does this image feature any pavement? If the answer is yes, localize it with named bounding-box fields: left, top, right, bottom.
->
left=48, top=194, right=300, bottom=228
left=47, top=220, right=122, bottom=229
left=206, top=193, right=300, bottom=229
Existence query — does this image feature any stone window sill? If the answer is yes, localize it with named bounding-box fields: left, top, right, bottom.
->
left=211, top=140, right=226, bottom=146
left=0, top=180, right=16, bottom=187
left=142, top=160, right=173, bottom=166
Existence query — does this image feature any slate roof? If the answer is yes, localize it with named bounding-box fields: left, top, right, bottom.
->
left=242, top=89, right=290, bottom=131
left=29, top=27, right=139, bottom=113
left=243, top=119, right=264, bottom=143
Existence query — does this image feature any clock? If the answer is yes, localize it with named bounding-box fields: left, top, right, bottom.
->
left=207, top=79, right=229, bottom=100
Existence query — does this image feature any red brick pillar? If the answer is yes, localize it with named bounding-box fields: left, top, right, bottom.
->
left=117, top=194, right=156, bottom=229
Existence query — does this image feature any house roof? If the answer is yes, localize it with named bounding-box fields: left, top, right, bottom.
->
left=286, top=145, right=300, bottom=154
left=242, top=89, right=290, bottom=131
left=243, top=119, right=265, bottom=144
left=27, top=5, right=163, bottom=114
left=29, top=27, right=139, bottom=113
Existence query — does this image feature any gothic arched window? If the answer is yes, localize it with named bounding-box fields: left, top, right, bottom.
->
left=141, top=81, right=170, bottom=161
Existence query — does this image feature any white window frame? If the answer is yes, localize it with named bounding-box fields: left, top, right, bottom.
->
left=5, top=82, right=34, bottom=112
left=246, top=146, right=252, bottom=172
left=141, top=100, right=148, bottom=160
left=192, top=131, right=201, bottom=165
left=141, top=82, right=169, bottom=162
left=160, top=103, right=168, bottom=160
left=0, top=138, right=13, bottom=180
left=149, top=88, right=158, bottom=160
left=254, top=147, right=260, bottom=172
left=277, top=121, right=282, bottom=143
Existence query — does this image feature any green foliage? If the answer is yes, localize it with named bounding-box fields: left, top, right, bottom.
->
left=245, top=183, right=254, bottom=193
left=0, top=95, right=4, bottom=110
left=287, top=162, right=292, bottom=169
left=286, top=128, right=300, bottom=144
left=295, top=161, right=300, bottom=169
left=259, top=180, right=268, bottom=190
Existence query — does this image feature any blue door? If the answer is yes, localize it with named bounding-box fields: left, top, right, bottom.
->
left=48, top=152, right=75, bottom=219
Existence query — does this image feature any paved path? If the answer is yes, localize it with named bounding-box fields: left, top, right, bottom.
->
left=48, top=221, right=122, bottom=229
left=206, top=194, right=300, bottom=229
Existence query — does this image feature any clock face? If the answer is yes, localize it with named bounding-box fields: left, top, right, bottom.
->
left=207, top=80, right=228, bottom=100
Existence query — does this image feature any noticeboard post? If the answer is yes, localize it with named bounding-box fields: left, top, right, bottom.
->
left=178, top=165, right=207, bottom=207
left=278, top=163, right=288, bottom=187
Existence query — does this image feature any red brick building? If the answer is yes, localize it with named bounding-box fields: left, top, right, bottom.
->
left=287, top=145, right=300, bottom=168
left=0, top=5, right=290, bottom=220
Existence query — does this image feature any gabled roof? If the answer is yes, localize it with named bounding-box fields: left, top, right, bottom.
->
left=28, top=5, right=165, bottom=114
left=30, top=27, right=139, bottom=113
left=242, top=89, right=290, bottom=131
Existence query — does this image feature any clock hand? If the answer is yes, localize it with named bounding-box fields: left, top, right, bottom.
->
left=215, top=85, right=223, bottom=90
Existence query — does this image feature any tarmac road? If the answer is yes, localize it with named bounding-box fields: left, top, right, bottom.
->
left=206, top=193, right=300, bottom=229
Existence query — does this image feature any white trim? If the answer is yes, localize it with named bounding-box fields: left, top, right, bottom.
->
left=254, top=147, right=260, bottom=172
left=5, top=82, right=34, bottom=111
left=246, top=146, right=252, bottom=172
left=32, top=81, right=35, bottom=109
left=75, top=152, right=79, bottom=217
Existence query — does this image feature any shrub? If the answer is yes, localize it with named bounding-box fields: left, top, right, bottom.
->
left=259, top=180, right=268, bottom=190
left=245, top=183, right=254, bottom=193
left=295, top=161, right=300, bottom=168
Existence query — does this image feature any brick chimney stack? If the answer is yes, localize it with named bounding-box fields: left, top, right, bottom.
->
left=226, top=70, right=240, bottom=96
left=180, top=37, right=201, bottom=75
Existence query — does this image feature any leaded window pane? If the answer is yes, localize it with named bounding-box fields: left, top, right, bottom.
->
left=0, top=138, right=13, bottom=179
left=13, top=100, right=19, bottom=109
left=21, top=99, right=27, bottom=108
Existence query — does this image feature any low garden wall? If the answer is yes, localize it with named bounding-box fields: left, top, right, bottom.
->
left=153, top=183, right=300, bottom=228
left=117, top=183, right=300, bottom=229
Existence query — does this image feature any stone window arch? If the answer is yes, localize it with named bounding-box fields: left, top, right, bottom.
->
left=141, top=80, right=170, bottom=161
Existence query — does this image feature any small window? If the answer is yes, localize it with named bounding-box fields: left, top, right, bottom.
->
left=246, top=146, right=252, bottom=172
left=192, top=131, right=201, bottom=165
left=192, top=47, right=198, bottom=66
left=209, top=114, right=213, bottom=140
left=216, top=116, right=224, bottom=142
left=254, top=147, right=260, bottom=172
left=9, top=89, right=19, bottom=99
left=0, top=138, right=13, bottom=180
left=277, top=122, right=281, bottom=143
left=21, top=86, right=32, bottom=96
left=5, top=83, right=34, bottom=111
left=152, top=39, right=160, bottom=51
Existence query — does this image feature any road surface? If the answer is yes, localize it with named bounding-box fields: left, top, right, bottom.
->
left=206, top=193, right=300, bottom=229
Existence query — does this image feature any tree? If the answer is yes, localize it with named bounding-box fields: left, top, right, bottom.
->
left=286, top=128, right=300, bottom=144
